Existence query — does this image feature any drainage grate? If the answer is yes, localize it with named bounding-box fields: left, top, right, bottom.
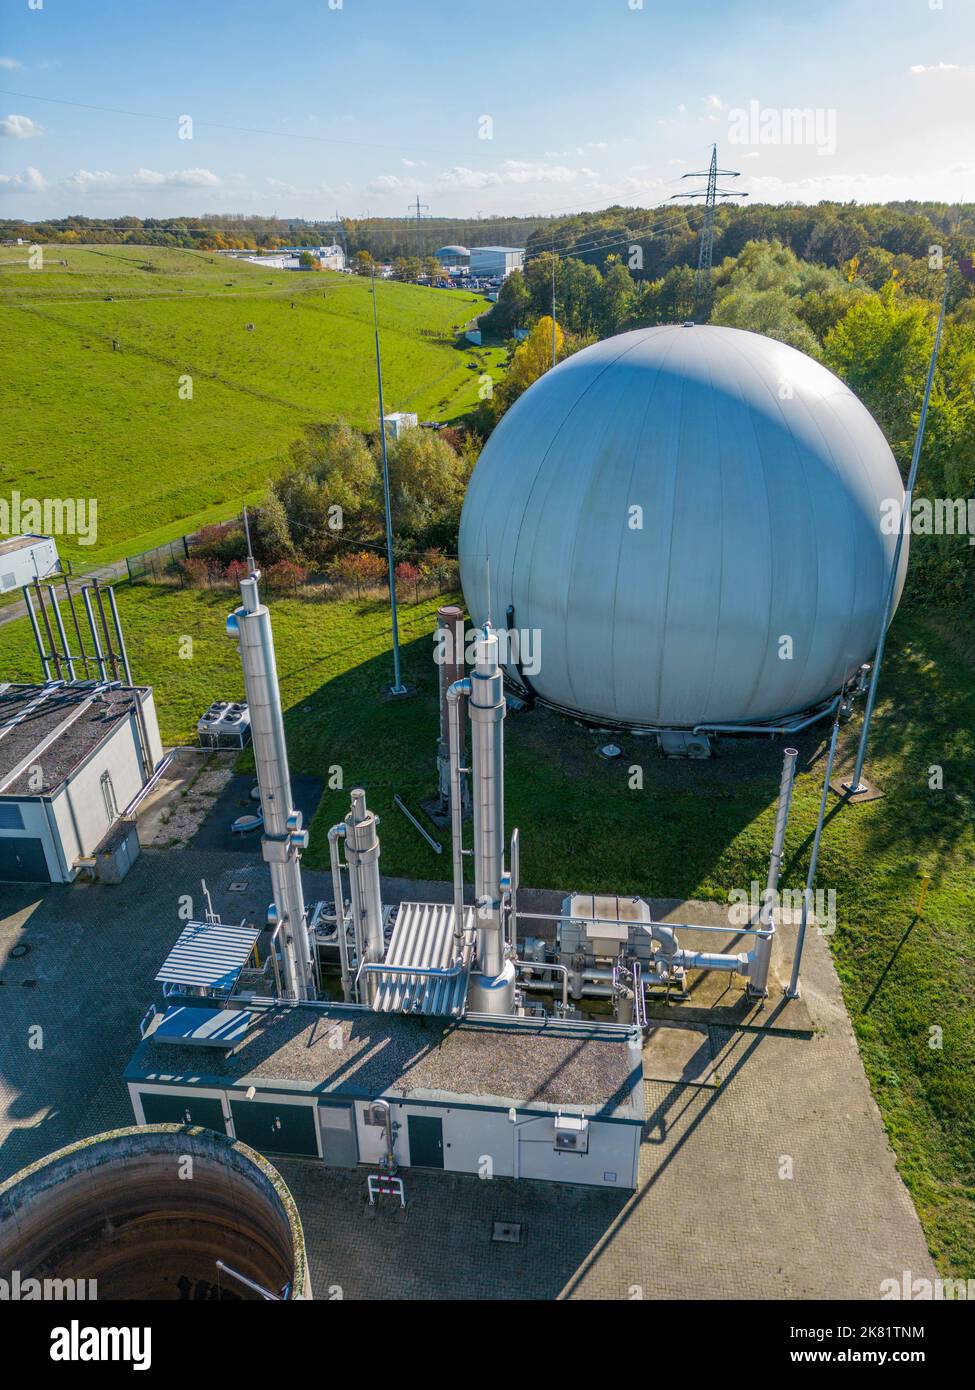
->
left=228, top=880, right=249, bottom=893
left=492, top=1221, right=522, bottom=1245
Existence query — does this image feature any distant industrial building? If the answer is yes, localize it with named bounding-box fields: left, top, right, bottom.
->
left=468, top=246, right=525, bottom=279
left=435, top=245, right=469, bottom=270
left=237, top=245, right=345, bottom=272
left=0, top=534, right=59, bottom=594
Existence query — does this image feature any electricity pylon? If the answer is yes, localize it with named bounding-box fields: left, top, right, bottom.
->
left=672, top=144, right=747, bottom=307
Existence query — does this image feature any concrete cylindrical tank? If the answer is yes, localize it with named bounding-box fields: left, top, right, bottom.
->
left=460, top=324, right=908, bottom=730
left=0, top=1126, right=310, bottom=1301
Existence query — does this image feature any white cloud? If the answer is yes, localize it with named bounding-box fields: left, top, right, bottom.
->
left=63, top=167, right=222, bottom=193
left=0, top=113, right=43, bottom=139
left=366, top=173, right=406, bottom=192
left=909, top=61, right=975, bottom=75
left=437, top=166, right=502, bottom=189
left=0, top=166, right=47, bottom=193
left=743, top=162, right=975, bottom=203
left=0, top=56, right=22, bottom=70
left=437, top=160, right=601, bottom=192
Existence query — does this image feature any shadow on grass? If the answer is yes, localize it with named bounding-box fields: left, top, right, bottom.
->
left=284, top=614, right=826, bottom=898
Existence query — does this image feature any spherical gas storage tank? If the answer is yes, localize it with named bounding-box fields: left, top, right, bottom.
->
left=459, top=324, right=908, bottom=729
left=0, top=1125, right=310, bottom=1300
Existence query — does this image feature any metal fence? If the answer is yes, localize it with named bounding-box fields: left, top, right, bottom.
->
left=125, top=536, right=190, bottom=582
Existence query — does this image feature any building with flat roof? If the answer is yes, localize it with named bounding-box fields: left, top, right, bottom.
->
left=468, top=246, right=525, bottom=279
left=126, top=1002, right=644, bottom=1187
left=0, top=682, right=163, bottom=883
left=0, top=534, right=59, bottom=593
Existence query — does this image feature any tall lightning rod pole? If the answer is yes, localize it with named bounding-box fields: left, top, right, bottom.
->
left=551, top=243, right=557, bottom=368
left=372, top=267, right=407, bottom=696
left=242, top=501, right=256, bottom=575
left=846, top=263, right=952, bottom=795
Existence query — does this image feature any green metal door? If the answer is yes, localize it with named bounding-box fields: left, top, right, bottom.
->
left=230, top=1098, right=318, bottom=1157
left=407, top=1114, right=444, bottom=1169
left=0, top=836, right=51, bottom=883
left=140, top=1090, right=226, bottom=1133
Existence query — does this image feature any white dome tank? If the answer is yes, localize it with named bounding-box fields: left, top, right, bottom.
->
left=459, top=324, right=907, bottom=729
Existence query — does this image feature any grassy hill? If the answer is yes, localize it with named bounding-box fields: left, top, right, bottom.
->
left=0, top=245, right=505, bottom=565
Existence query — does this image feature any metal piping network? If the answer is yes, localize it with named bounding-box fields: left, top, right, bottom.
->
left=447, top=625, right=516, bottom=1013
left=228, top=574, right=313, bottom=1001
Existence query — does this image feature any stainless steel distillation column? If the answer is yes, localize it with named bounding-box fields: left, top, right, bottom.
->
left=343, top=788, right=385, bottom=1004
left=748, top=746, right=799, bottom=998
left=467, top=626, right=516, bottom=1014
left=229, top=573, right=313, bottom=1001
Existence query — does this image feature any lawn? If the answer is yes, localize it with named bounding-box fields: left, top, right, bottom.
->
left=1, top=245, right=505, bottom=565
left=0, top=579, right=972, bottom=1275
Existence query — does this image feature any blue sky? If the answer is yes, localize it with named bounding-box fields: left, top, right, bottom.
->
left=1, top=0, right=972, bottom=220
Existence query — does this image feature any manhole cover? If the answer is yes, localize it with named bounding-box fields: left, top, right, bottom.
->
left=492, top=1221, right=522, bottom=1244
left=10, top=943, right=31, bottom=959
left=228, top=880, right=249, bottom=893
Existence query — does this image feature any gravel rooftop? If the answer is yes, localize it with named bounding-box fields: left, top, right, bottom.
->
left=126, top=1004, right=644, bottom=1120
left=0, top=682, right=144, bottom=794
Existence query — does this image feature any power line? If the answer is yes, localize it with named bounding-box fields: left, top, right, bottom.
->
left=523, top=207, right=706, bottom=266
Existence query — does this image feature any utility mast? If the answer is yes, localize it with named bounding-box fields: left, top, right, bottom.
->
left=409, top=195, right=430, bottom=259
left=672, top=144, right=747, bottom=308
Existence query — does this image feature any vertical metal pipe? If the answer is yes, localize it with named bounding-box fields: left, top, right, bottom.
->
left=436, top=604, right=465, bottom=808
left=231, top=574, right=312, bottom=1001
left=45, top=584, right=76, bottom=682
left=509, top=827, right=520, bottom=955
left=22, top=586, right=52, bottom=681
left=787, top=722, right=839, bottom=1000
left=33, top=579, right=62, bottom=681
left=372, top=268, right=405, bottom=695
left=749, top=746, right=799, bottom=998
left=92, top=579, right=120, bottom=682
left=849, top=265, right=952, bottom=793
left=345, top=790, right=384, bottom=958
left=328, top=825, right=353, bottom=1003
left=63, top=577, right=91, bottom=680
left=467, top=626, right=516, bottom=1013
left=106, top=585, right=133, bottom=685
left=446, top=679, right=471, bottom=949
left=81, top=586, right=108, bottom=681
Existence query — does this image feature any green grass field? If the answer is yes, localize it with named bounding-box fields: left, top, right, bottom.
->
left=0, top=580, right=971, bottom=1275
left=0, top=244, right=506, bottom=565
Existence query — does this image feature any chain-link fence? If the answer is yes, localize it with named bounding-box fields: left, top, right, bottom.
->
left=125, top=536, right=190, bottom=582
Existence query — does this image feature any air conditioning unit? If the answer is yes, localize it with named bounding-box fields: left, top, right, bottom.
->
left=553, top=1111, right=589, bottom=1154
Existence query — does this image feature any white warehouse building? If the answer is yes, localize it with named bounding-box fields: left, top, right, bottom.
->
left=468, top=246, right=525, bottom=279
left=0, top=682, right=163, bottom=883
left=0, top=534, right=60, bottom=595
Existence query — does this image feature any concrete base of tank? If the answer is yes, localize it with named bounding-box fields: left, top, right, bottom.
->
left=0, top=1125, right=310, bottom=1301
